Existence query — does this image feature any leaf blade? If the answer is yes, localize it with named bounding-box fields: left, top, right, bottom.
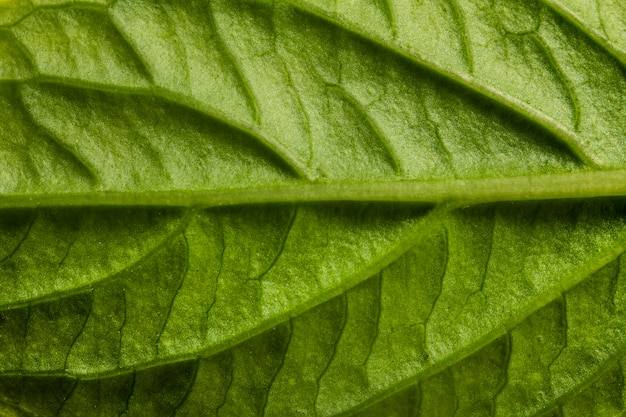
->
left=0, top=0, right=625, bottom=416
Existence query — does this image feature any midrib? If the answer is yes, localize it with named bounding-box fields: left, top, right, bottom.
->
left=4, top=170, right=626, bottom=208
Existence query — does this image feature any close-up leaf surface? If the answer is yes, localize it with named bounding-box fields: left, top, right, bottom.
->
left=0, top=0, right=626, bottom=416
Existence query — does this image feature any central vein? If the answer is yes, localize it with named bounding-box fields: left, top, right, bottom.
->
left=3, top=170, right=626, bottom=208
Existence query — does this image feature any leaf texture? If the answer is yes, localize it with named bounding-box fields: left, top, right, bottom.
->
left=0, top=0, right=625, bottom=416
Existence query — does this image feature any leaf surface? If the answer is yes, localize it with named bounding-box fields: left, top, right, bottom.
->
left=0, top=0, right=625, bottom=416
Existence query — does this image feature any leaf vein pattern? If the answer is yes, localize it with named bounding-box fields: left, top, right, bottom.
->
left=118, top=289, right=127, bottom=369
left=64, top=291, right=94, bottom=371
left=5, top=3, right=111, bottom=29
left=214, top=351, right=234, bottom=416
left=207, top=1, right=260, bottom=123
left=159, top=3, right=191, bottom=91
left=4, top=31, right=39, bottom=74
left=2, top=7, right=35, bottom=28
left=0, top=212, right=36, bottom=264
left=314, top=293, right=348, bottom=413
left=548, top=296, right=568, bottom=374
left=468, top=211, right=496, bottom=303
left=15, top=1, right=601, bottom=179
left=19, top=76, right=310, bottom=180
left=117, top=371, right=136, bottom=417
left=260, top=321, right=292, bottom=416
left=138, top=132, right=174, bottom=183
left=362, top=273, right=382, bottom=368
left=204, top=219, right=225, bottom=325
left=414, top=384, right=424, bottom=416
left=593, top=0, right=610, bottom=39
left=532, top=34, right=582, bottom=130
left=330, top=86, right=402, bottom=175
left=478, top=214, right=495, bottom=295
left=423, top=104, right=456, bottom=177
left=272, top=32, right=314, bottom=168
left=610, top=257, right=623, bottom=308
left=54, top=14, right=80, bottom=75
left=541, top=334, right=626, bottom=415
left=56, top=236, right=78, bottom=270
left=287, top=1, right=597, bottom=168
left=255, top=206, right=298, bottom=282
left=172, top=359, right=200, bottom=417
left=0, top=210, right=193, bottom=311
left=538, top=0, right=626, bottom=68
left=154, top=86, right=312, bottom=179
left=2, top=2, right=626, bottom=414
left=450, top=367, right=460, bottom=416
left=376, top=0, right=396, bottom=38
left=448, top=0, right=474, bottom=74
left=493, top=334, right=512, bottom=410
left=424, top=226, right=449, bottom=348
left=0, top=400, right=36, bottom=417
left=106, top=4, right=155, bottom=83
left=17, top=90, right=101, bottom=185
left=156, top=233, right=190, bottom=356
left=55, top=378, right=78, bottom=417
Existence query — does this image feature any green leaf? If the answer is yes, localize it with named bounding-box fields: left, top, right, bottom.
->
left=0, top=0, right=625, bottom=415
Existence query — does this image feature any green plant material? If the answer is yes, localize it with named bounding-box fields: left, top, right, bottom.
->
left=0, top=0, right=625, bottom=415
